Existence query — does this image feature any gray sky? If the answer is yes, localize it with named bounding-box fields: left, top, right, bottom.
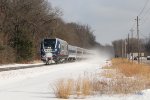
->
left=48, top=0, right=150, bottom=45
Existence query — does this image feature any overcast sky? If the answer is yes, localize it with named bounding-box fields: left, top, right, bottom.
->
left=48, top=0, right=150, bottom=45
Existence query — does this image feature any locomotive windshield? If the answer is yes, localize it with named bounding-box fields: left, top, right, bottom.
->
left=44, top=39, right=56, bottom=49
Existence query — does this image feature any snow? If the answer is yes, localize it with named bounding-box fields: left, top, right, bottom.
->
left=0, top=54, right=150, bottom=100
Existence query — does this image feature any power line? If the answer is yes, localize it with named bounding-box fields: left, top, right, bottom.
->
left=126, top=0, right=150, bottom=50
left=126, top=1, right=148, bottom=39
left=138, top=0, right=150, bottom=17
left=140, top=4, right=150, bottom=25
left=141, top=3, right=150, bottom=19
left=129, top=0, right=150, bottom=40
left=140, top=32, right=148, bottom=38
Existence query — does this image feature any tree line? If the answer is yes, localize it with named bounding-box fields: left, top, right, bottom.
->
left=0, top=0, right=109, bottom=63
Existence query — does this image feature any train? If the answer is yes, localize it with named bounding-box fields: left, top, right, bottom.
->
left=40, top=38, right=93, bottom=64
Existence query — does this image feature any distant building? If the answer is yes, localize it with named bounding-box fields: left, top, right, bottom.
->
left=127, top=52, right=144, bottom=59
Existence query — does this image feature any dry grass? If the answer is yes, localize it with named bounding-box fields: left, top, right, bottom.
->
left=53, top=76, right=93, bottom=99
left=53, top=58, right=150, bottom=99
left=91, top=76, right=145, bottom=94
left=53, top=79, right=74, bottom=99
left=97, top=58, right=150, bottom=94
left=109, top=76, right=145, bottom=94
left=100, top=70, right=117, bottom=78
left=92, top=79, right=108, bottom=94
left=107, top=58, right=150, bottom=77
left=81, top=77, right=92, bottom=96
left=53, top=74, right=147, bottom=99
left=75, top=77, right=82, bottom=97
left=102, top=58, right=150, bottom=93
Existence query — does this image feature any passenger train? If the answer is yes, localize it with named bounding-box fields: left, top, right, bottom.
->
left=40, top=38, right=92, bottom=64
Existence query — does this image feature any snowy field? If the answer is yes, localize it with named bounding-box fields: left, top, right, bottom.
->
left=0, top=54, right=150, bottom=100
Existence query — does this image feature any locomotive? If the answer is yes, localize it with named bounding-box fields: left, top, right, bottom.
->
left=40, top=38, right=92, bottom=64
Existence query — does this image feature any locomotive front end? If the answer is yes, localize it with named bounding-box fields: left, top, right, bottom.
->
left=41, top=39, right=57, bottom=64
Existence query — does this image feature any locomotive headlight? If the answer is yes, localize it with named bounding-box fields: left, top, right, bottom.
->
left=44, top=49, right=52, bottom=53
left=44, top=49, right=47, bottom=52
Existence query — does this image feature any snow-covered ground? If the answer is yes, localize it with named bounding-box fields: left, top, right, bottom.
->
left=0, top=54, right=150, bottom=100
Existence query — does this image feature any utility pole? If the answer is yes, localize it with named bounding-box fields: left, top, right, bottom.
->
left=124, top=39, right=127, bottom=58
left=130, top=28, right=134, bottom=62
left=128, top=33, right=130, bottom=59
left=122, top=39, right=124, bottom=58
left=136, top=16, right=140, bottom=64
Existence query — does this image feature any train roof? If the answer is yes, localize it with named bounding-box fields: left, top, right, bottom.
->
left=43, top=38, right=68, bottom=44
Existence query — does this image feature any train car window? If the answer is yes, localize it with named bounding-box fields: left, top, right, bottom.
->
left=44, top=39, right=56, bottom=49
left=69, top=50, right=76, bottom=53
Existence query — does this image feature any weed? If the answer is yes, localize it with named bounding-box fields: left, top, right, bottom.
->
left=53, top=79, right=74, bottom=99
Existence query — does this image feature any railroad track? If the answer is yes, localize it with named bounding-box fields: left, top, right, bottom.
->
left=0, top=61, right=75, bottom=72
left=0, top=64, right=46, bottom=72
